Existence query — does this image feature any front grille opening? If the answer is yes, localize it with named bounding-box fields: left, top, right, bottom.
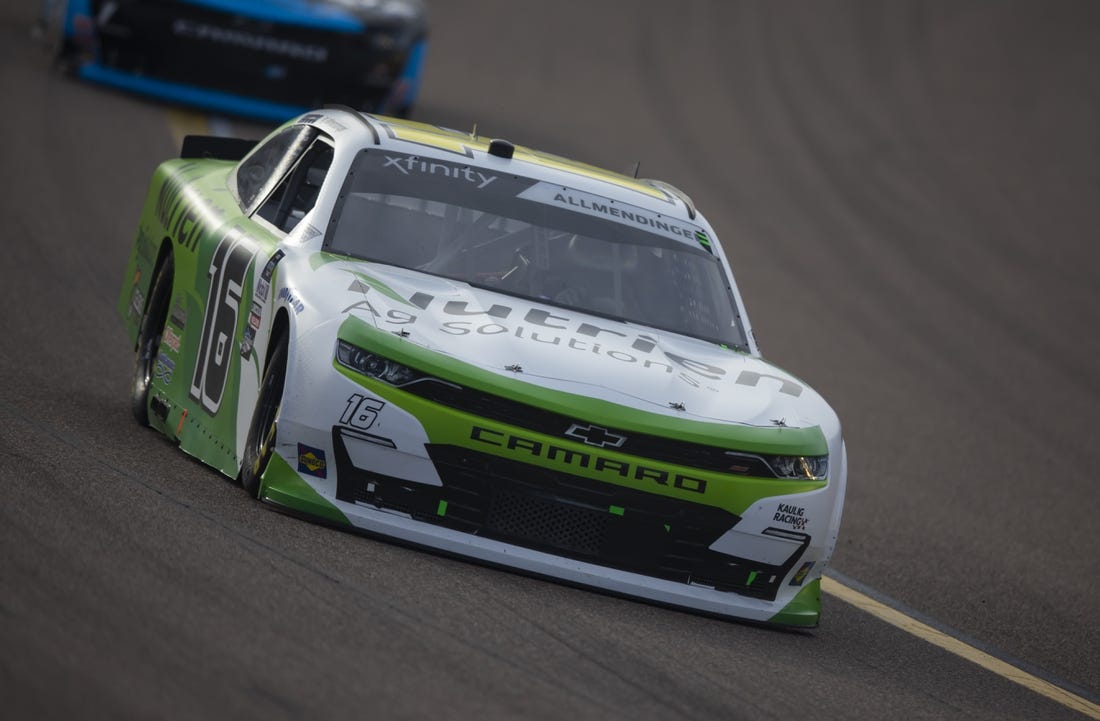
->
left=488, top=490, right=607, bottom=555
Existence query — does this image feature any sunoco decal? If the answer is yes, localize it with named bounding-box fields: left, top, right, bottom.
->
left=297, top=443, right=328, bottom=478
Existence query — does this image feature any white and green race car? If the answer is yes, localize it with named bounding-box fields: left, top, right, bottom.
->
left=120, top=108, right=846, bottom=627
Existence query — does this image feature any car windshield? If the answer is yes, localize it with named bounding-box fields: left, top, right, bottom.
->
left=326, top=149, right=749, bottom=349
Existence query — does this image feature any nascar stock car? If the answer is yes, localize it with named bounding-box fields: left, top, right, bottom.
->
left=119, top=107, right=847, bottom=626
left=46, top=0, right=427, bottom=121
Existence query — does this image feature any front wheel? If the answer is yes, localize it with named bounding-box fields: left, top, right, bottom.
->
left=131, top=254, right=173, bottom=426
left=240, top=333, right=288, bottom=498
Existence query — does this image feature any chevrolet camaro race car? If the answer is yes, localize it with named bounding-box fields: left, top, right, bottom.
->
left=119, top=108, right=847, bottom=626
left=48, top=0, right=427, bottom=121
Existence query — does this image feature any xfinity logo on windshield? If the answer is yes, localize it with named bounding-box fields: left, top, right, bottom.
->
left=564, top=423, right=627, bottom=449
left=382, top=155, right=498, bottom=189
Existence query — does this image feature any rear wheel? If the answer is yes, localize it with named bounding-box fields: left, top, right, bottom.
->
left=240, top=333, right=288, bottom=498
left=131, top=254, right=173, bottom=426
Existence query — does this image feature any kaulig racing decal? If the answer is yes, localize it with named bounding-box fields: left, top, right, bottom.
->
left=773, top=503, right=810, bottom=531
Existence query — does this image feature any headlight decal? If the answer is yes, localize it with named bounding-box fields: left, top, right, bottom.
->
left=336, top=339, right=419, bottom=385
left=765, top=455, right=829, bottom=481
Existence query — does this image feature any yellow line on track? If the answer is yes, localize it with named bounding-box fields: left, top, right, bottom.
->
left=823, top=576, right=1100, bottom=719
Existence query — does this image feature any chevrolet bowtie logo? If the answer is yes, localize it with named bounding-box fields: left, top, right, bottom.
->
left=564, top=423, right=627, bottom=449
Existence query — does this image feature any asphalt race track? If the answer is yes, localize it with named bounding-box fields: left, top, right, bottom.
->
left=2, top=1, right=1098, bottom=719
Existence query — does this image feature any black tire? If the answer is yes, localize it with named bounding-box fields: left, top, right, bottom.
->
left=240, top=333, right=288, bottom=498
left=131, top=253, right=173, bottom=426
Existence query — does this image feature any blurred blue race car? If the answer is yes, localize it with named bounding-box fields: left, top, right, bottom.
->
left=49, top=0, right=428, bottom=121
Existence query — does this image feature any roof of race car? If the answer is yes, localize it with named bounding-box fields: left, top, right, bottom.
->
left=298, top=107, right=701, bottom=225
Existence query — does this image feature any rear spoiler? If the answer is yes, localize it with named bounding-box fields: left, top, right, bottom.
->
left=180, top=135, right=258, bottom=161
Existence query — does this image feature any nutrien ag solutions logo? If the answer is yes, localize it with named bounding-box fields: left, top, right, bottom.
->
left=343, top=288, right=734, bottom=383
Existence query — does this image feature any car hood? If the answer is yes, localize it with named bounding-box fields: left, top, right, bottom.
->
left=307, top=258, right=837, bottom=433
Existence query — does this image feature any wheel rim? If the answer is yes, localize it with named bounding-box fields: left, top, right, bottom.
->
left=245, top=340, right=286, bottom=490
left=136, top=331, right=160, bottom=394
left=251, top=399, right=279, bottom=478
left=132, top=255, right=172, bottom=426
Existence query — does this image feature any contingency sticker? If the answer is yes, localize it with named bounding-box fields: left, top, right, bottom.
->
left=297, top=443, right=328, bottom=478
left=773, top=503, right=810, bottom=531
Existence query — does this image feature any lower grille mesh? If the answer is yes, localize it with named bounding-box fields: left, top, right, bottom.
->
left=488, top=490, right=606, bottom=555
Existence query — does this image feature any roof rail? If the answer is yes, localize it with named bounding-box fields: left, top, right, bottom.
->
left=643, top=178, right=697, bottom=219
left=322, top=104, right=380, bottom=144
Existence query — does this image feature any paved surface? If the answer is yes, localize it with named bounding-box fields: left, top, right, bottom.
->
left=1, top=1, right=1097, bottom=719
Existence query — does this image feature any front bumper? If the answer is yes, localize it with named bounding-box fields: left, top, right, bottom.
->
left=259, top=449, right=828, bottom=627
left=332, top=431, right=809, bottom=603
left=264, top=378, right=842, bottom=627
left=259, top=305, right=844, bottom=627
